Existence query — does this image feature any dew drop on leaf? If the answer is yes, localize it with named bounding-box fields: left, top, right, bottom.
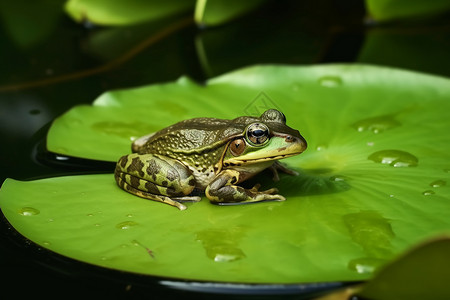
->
left=316, top=144, right=327, bottom=151
left=430, top=180, right=446, bottom=188
left=318, top=75, right=343, bottom=88
left=348, top=257, right=387, bottom=274
left=422, top=190, right=435, bottom=196
left=18, top=207, right=40, bottom=216
left=196, top=228, right=246, bottom=262
left=351, top=114, right=401, bottom=134
left=368, top=150, right=418, bottom=167
left=116, top=221, right=139, bottom=229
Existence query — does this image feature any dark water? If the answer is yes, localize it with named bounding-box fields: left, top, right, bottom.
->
left=0, top=1, right=449, bottom=298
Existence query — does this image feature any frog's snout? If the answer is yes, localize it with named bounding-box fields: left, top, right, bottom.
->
left=286, top=134, right=307, bottom=153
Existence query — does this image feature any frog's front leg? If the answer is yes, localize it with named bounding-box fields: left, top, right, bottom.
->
left=205, top=169, right=285, bottom=205
left=269, top=161, right=299, bottom=181
left=115, top=153, right=200, bottom=210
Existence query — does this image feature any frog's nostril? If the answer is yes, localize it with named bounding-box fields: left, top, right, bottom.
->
left=285, top=135, right=294, bottom=142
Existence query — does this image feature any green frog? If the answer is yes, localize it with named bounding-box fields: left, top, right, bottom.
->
left=114, top=109, right=307, bottom=210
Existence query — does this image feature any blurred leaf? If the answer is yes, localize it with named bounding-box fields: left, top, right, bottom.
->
left=357, top=236, right=450, bottom=300
left=195, top=12, right=325, bottom=77
left=64, top=0, right=195, bottom=26
left=194, top=0, right=266, bottom=27
left=358, top=28, right=450, bottom=78
left=366, top=0, right=450, bottom=21
left=0, top=0, right=64, bottom=48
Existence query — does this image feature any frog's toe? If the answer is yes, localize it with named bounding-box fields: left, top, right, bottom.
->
left=255, top=193, right=285, bottom=202
left=260, top=187, right=279, bottom=195
left=172, top=195, right=202, bottom=202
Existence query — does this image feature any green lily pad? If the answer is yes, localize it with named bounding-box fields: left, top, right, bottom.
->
left=64, top=0, right=195, bottom=26
left=194, top=0, right=267, bottom=27
left=2, top=64, right=450, bottom=284
left=366, top=0, right=450, bottom=21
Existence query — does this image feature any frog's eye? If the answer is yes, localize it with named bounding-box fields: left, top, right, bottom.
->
left=230, top=138, right=246, bottom=156
left=245, top=123, right=270, bottom=146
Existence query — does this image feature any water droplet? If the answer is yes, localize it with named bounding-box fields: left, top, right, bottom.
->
left=343, top=211, right=394, bottom=262
left=422, top=190, right=435, bottom=196
left=116, top=221, right=139, bottom=229
left=18, top=207, right=40, bottom=216
left=318, top=75, right=342, bottom=88
left=47, top=218, right=54, bottom=222
left=444, top=168, right=450, bottom=173
left=316, top=144, right=327, bottom=151
left=329, top=175, right=347, bottom=182
left=86, top=213, right=94, bottom=217
left=368, top=150, right=418, bottom=167
left=367, top=142, right=374, bottom=147
left=126, top=214, right=133, bottom=218
left=348, top=257, right=386, bottom=274
left=430, top=180, right=446, bottom=188
left=352, top=114, right=401, bottom=134
left=196, top=228, right=246, bottom=262
left=42, top=241, right=51, bottom=246
left=213, top=247, right=246, bottom=262
left=94, top=223, right=101, bottom=227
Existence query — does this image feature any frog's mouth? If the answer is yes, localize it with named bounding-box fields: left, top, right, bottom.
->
left=224, top=135, right=307, bottom=166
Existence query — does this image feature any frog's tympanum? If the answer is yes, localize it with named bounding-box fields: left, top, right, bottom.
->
left=114, top=109, right=307, bottom=210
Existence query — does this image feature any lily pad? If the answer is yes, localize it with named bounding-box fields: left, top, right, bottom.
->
left=366, top=0, right=450, bottom=21
left=64, top=0, right=195, bottom=26
left=194, top=0, right=267, bottom=27
left=2, top=64, right=450, bottom=284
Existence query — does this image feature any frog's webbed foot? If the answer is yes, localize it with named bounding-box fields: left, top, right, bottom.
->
left=205, top=170, right=286, bottom=205
left=249, top=183, right=279, bottom=196
left=269, top=161, right=299, bottom=182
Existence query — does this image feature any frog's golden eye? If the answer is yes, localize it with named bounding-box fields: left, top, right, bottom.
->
left=230, top=138, right=246, bottom=156
left=245, top=123, right=270, bottom=147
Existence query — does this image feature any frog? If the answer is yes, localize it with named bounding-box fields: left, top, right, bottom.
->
left=114, top=109, right=307, bottom=210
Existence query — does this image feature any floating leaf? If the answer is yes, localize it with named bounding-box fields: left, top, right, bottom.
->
left=358, top=28, right=450, bottom=78
left=2, top=64, right=450, bottom=284
left=0, top=0, right=64, bottom=48
left=64, top=0, right=195, bottom=26
left=194, top=0, right=266, bottom=27
left=366, top=0, right=450, bottom=21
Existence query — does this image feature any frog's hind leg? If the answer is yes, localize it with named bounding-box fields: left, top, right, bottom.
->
left=115, top=175, right=189, bottom=210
